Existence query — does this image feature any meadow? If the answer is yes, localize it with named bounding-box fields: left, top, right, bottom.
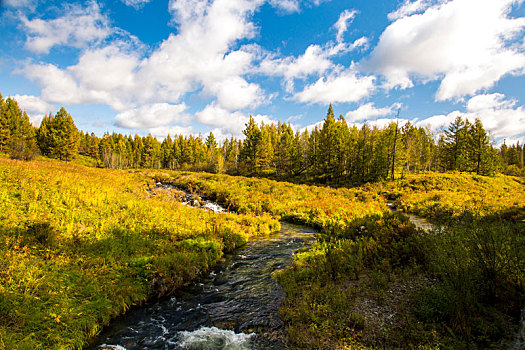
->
left=0, top=156, right=279, bottom=349
left=1, top=157, right=524, bottom=349
left=166, top=171, right=525, bottom=349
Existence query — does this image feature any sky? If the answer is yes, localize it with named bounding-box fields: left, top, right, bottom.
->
left=0, top=0, right=524, bottom=145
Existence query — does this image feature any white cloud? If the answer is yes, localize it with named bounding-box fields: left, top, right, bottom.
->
left=345, top=102, right=401, bottom=121
left=121, top=0, right=152, bottom=9
left=149, top=125, right=195, bottom=139
left=293, top=68, right=376, bottom=104
left=21, top=1, right=111, bottom=54
left=260, top=44, right=334, bottom=92
left=414, top=111, right=463, bottom=131
left=205, top=77, right=266, bottom=110
left=23, top=0, right=270, bottom=122
left=259, top=10, right=368, bottom=95
left=369, top=0, right=525, bottom=101
left=268, top=0, right=328, bottom=14
left=387, top=0, right=434, bottom=20
left=114, top=103, right=190, bottom=129
left=335, top=9, right=357, bottom=43
left=196, top=103, right=276, bottom=137
left=2, top=0, right=37, bottom=9
left=23, top=63, right=85, bottom=105
left=466, top=93, right=515, bottom=111
left=269, top=0, right=300, bottom=13
left=352, top=118, right=410, bottom=129
left=415, top=93, right=525, bottom=142
left=10, top=94, right=55, bottom=126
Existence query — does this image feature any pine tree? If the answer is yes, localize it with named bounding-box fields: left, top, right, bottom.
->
left=239, top=116, right=262, bottom=175
left=258, top=125, right=274, bottom=174
left=205, top=132, right=217, bottom=150
left=161, top=135, right=174, bottom=169
left=0, top=94, right=10, bottom=153
left=335, top=115, right=350, bottom=179
left=441, top=116, right=467, bottom=171
left=4, top=98, right=38, bottom=160
left=276, top=122, right=294, bottom=177
left=318, top=104, right=338, bottom=181
left=468, top=118, right=492, bottom=175
left=45, top=107, right=79, bottom=161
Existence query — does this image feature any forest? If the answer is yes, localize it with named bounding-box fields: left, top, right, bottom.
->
left=1, top=93, right=524, bottom=184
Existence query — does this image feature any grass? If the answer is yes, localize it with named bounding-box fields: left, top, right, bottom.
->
left=165, top=170, right=525, bottom=349
left=2, top=160, right=524, bottom=349
left=0, top=156, right=279, bottom=349
left=166, top=171, right=386, bottom=231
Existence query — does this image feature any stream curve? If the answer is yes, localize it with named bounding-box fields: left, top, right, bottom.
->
left=88, top=222, right=316, bottom=350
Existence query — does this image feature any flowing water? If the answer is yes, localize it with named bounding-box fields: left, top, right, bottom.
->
left=88, top=222, right=316, bottom=350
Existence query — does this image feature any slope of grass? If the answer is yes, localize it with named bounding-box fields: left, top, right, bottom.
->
left=166, top=171, right=386, bottom=231
left=370, top=172, right=525, bottom=219
left=165, top=170, right=525, bottom=349
left=0, top=156, right=279, bottom=349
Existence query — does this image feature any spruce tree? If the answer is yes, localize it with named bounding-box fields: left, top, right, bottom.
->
left=239, top=116, right=262, bottom=175
left=0, top=94, right=10, bottom=153
left=468, top=118, right=491, bottom=175
left=318, top=104, right=337, bottom=181
left=441, top=116, right=467, bottom=171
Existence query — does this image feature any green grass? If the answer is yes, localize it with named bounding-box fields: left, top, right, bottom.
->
left=0, top=156, right=279, bottom=349
left=2, top=160, right=524, bottom=349
left=164, top=170, right=525, bottom=349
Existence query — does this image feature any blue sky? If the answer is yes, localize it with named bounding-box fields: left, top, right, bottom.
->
left=1, top=0, right=524, bottom=145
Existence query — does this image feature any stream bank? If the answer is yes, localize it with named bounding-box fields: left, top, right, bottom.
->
left=88, top=187, right=316, bottom=350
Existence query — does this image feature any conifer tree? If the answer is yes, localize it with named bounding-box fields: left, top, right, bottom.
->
left=468, top=118, right=493, bottom=175
left=318, top=104, right=338, bottom=181
left=4, top=97, right=38, bottom=160
left=0, top=94, right=10, bottom=153
left=239, top=116, right=262, bottom=175
left=441, top=116, right=467, bottom=171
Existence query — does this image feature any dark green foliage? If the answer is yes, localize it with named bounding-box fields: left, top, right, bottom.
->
left=1, top=97, right=39, bottom=160
left=0, top=92, right=520, bottom=180
left=37, top=107, right=79, bottom=161
left=239, top=115, right=262, bottom=175
left=0, top=94, right=10, bottom=152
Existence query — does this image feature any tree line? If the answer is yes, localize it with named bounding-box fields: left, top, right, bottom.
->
left=1, top=93, right=523, bottom=183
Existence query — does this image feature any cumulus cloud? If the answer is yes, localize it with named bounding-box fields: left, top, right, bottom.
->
left=334, top=9, right=357, bottom=43
left=259, top=9, right=368, bottom=95
left=21, top=1, right=111, bottom=54
left=387, top=0, right=435, bottom=20
left=205, top=77, right=266, bottom=110
left=259, top=44, right=334, bottom=92
left=23, top=0, right=270, bottom=122
left=293, top=68, right=376, bottom=104
left=10, top=94, right=55, bottom=125
left=269, top=0, right=300, bottom=13
left=196, top=103, right=276, bottom=137
left=415, top=93, right=525, bottom=142
left=345, top=102, right=401, bottom=121
left=114, top=103, right=190, bottom=129
left=369, top=0, right=525, bottom=101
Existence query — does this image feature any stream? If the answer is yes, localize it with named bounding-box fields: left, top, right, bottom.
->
left=88, top=210, right=316, bottom=349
